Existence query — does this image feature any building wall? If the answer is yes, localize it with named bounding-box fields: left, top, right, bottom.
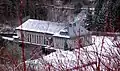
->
left=17, top=30, right=92, bottom=49
left=84, top=35, right=92, bottom=46
left=67, top=36, right=85, bottom=49
left=67, top=39, right=75, bottom=49
left=16, top=30, right=21, bottom=39
left=53, top=37, right=65, bottom=49
left=53, top=35, right=92, bottom=50
left=17, top=30, right=53, bottom=46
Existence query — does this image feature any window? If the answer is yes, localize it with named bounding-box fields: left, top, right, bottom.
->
left=81, top=30, right=83, bottom=32
left=69, top=24, right=72, bottom=27
left=29, top=34, right=31, bottom=42
left=38, top=35, right=42, bottom=44
left=60, top=32, right=68, bottom=35
left=44, top=37, right=49, bottom=45
left=48, top=37, right=53, bottom=45
left=37, top=35, right=39, bottom=44
left=41, top=35, right=43, bottom=44
left=32, top=34, right=35, bottom=43
left=34, top=35, right=36, bottom=43
left=64, top=39, right=68, bottom=50
left=73, top=23, right=76, bottom=26
left=27, top=34, right=29, bottom=42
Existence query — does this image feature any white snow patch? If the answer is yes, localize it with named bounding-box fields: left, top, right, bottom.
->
left=2, top=36, right=14, bottom=41
left=13, top=35, right=19, bottom=39
left=25, top=36, right=120, bottom=70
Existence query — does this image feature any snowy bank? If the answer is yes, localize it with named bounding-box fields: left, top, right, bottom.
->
left=25, top=36, right=120, bottom=71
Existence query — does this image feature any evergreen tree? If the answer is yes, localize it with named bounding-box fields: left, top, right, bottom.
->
left=89, top=0, right=105, bottom=31
left=88, top=0, right=120, bottom=32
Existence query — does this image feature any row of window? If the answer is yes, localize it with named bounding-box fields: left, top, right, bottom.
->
left=27, top=33, right=53, bottom=45
left=27, top=34, right=44, bottom=44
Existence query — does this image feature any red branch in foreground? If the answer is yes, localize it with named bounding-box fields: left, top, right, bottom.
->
left=66, top=61, right=97, bottom=71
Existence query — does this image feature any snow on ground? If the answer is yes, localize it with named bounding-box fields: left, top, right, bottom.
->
left=2, top=36, right=14, bottom=41
left=25, top=36, right=120, bottom=71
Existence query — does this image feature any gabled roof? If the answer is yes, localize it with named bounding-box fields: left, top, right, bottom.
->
left=16, top=19, right=65, bottom=34
left=16, top=19, right=89, bottom=38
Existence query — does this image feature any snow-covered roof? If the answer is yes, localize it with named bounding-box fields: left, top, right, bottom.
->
left=16, top=17, right=89, bottom=38
left=16, top=19, right=65, bottom=34
left=2, top=36, right=14, bottom=41
left=13, top=35, right=19, bottom=38
left=53, top=32, right=70, bottom=38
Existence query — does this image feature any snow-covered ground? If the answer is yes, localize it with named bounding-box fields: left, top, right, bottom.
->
left=25, top=36, right=120, bottom=71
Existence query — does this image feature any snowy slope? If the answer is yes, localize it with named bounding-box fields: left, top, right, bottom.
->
left=25, top=36, right=120, bottom=71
